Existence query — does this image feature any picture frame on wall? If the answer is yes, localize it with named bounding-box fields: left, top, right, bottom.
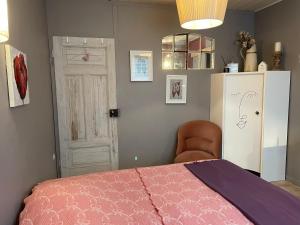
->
left=130, top=50, right=153, bottom=82
left=166, top=75, right=187, bottom=104
left=5, top=45, right=30, bottom=107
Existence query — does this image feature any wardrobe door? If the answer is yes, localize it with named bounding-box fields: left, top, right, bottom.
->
left=223, top=74, right=263, bottom=173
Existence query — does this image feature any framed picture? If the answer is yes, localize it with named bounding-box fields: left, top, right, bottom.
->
left=166, top=75, right=187, bottom=104
left=130, top=50, right=153, bottom=81
left=5, top=45, right=30, bottom=107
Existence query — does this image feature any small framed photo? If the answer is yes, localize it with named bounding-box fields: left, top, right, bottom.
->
left=130, top=50, right=153, bottom=82
left=166, top=75, right=187, bottom=104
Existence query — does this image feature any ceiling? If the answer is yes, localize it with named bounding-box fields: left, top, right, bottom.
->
left=119, top=0, right=283, bottom=12
left=228, top=0, right=282, bottom=11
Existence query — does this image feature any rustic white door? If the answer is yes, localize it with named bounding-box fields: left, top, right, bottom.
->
left=223, top=74, right=263, bottom=173
left=53, top=36, right=118, bottom=177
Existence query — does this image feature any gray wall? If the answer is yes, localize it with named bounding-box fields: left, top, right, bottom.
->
left=0, top=0, right=57, bottom=224
left=116, top=4, right=254, bottom=168
left=46, top=0, right=255, bottom=169
left=256, top=0, right=300, bottom=185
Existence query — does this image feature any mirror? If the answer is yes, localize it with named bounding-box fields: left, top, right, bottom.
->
left=174, top=34, right=187, bottom=52
left=188, top=33, right=201, bottom=52
left=174, top=52, right=186, bottom=69
left=162, top=33, right=215, bottom=70
left=162, top=52, right=173, bottom=70
left=201, top=36, right=215, bottom=52
left=162, top=35, right=173, bottom=51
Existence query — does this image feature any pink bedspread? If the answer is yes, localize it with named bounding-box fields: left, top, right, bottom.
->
left=19, top=169, right=162, bottom=225
left=20, top=163, right=253, bottom=225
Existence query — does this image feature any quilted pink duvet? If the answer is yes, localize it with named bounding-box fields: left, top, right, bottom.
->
left=20, top=163, right=253, bottom=225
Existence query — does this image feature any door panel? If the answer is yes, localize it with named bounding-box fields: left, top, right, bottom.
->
left=223, top=74, right=263, bottom=172
left=65, top=47, right=106, bottom=66
left=72, top=147, right=111, bottom=165
left=85, top=75, right=109, bottom=139
left=65, top=75, right=86, bottom=141
left=53, top=36, right=118, bottom=177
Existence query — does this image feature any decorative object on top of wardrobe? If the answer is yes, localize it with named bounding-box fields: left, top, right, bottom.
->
left=221, top=56, right=238, bottom=73
left=166, top=75, right=187, bottom=104
left=5, top=45, right=30, bottom=107
left=237, top=31, right=257, bottom=72
left=0, top=0, right=9, bottom=42
left=272, top=42, right=282, bottom=70
left=176, top=0, right=228, bottom=30
left=130, top=50, right=153, bottom=82
left=258, top=61, right=268, bottom=72
left=162, top=33, right=215, bottom=70
left=224, top=62, right=239, bottom=73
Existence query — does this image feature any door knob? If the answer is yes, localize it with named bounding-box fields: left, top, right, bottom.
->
left=255, top=111, right=260, bottom=115
left=109, top=109, right=120, bottom=118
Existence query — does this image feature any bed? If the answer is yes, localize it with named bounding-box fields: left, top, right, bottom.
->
left=19, top=160, right=300, bottom=225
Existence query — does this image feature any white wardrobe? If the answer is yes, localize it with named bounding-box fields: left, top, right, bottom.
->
left=210, top=71, right=290, bottom=182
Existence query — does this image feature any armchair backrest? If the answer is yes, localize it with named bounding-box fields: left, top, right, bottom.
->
left=176, top=120, right=222, bottom=158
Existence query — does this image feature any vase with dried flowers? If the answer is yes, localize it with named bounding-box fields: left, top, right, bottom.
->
left=237, top=31, right=257, bottom=72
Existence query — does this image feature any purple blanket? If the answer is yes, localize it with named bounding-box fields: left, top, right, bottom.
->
left=185, top=160, right=300, bottom=225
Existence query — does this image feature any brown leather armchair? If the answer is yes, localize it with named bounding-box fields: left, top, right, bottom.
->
left=174, top=120, right=222, bottom=163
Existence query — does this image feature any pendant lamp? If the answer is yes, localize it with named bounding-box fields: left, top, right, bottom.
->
left=0, top=0, right=9, bottom=42
left=176, top=0, right=228, bottom=30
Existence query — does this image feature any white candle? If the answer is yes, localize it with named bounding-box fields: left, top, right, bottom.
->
left=275, top=42, right=282, bottom=52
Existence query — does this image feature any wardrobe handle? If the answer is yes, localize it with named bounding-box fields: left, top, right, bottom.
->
left=255, top=111, right=260, bottom=115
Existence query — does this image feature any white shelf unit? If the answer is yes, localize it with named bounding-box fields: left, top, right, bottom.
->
left=210, top=71, right=290, bottom=182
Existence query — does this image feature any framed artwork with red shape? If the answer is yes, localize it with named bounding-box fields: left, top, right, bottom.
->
left=5, top=45, right=30, bottom=107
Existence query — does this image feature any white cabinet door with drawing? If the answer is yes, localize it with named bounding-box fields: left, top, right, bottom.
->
left=223, top=74, right=263, bottom=173
left=211, top=72, right=290, bottom=181
left=53, top=36, right=118, bottom=177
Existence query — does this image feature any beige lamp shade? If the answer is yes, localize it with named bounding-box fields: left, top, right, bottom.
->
left=0, top=0, right=9, bottom=42
left=176, top=0, right=228, bottom=30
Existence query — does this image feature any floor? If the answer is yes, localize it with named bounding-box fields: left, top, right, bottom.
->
left=272, top=181, right=300, bottom=198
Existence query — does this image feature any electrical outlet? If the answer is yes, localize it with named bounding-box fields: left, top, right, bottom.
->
left=134, top=156, right=138, bottom=161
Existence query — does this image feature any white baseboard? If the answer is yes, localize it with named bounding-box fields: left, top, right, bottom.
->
left=286, top=175, right=300, bottom=186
